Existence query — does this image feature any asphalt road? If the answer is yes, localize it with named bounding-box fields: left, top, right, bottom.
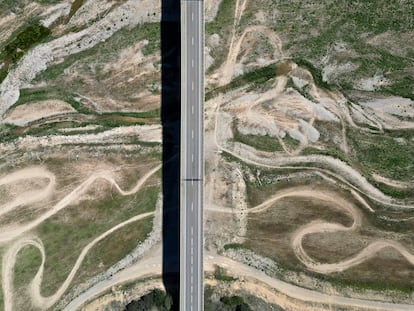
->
left=180, top=1, right=204, bottom=310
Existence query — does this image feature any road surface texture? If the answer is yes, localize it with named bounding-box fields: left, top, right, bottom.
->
left=180, top=0, right=204, bottom=310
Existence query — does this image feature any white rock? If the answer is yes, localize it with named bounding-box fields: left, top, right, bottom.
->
left=299, top=119, right=320, bottom=143
left=207, top=33, right=220, bottom=48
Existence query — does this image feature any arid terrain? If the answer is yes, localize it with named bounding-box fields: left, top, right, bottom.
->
left=0, top=0, right=413, bottom=310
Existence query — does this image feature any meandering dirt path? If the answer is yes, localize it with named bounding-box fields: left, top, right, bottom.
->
left=61, top=251, right=414, bottom=311
left=372, top=173, right=412, bottom=190
left=207, top=185, right=414, bottom=274
left=217, top=0, right=283, bottom=86
left=0, top=164, right=160, bottom=310
left=0, top=165, right=161, bottom=244
left=0, top=167, right=56, bottom=218
left=2, top=213, right=154, bottom=311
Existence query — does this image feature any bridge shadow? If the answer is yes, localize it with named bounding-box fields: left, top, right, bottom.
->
left=161, top=0, right=181, bottom=310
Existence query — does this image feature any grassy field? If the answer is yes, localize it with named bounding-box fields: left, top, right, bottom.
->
left=74, top=215, right=154, bottom=286
left=7, top=153, right=161, bottom=299
left=244, top=193, right=414, bottom=292
left=33, top=184, right=158, bottom=297
left=241, top=160, right=414, bottom=293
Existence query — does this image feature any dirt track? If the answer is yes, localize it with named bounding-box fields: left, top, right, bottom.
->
left=0, top=165, right=160, bottom=244
left=61, top=251, right=414, bottom=311
left=0, top=164, right=160, bottom=311
left=0, top=167, right=56, bottom=218
left=204, top=0, right=414, bottom=305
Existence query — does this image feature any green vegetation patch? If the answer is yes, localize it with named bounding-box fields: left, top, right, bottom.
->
left=301, top=147, right=348, bottom=163
left=213, top=266, right=238, bottom=282
left=223, top=243, right=244, bottom=251
left=0, top=123, right=19, bottom=143
left=206, top=0, right=236, bottom=35
left=205, top=0, right=237, bottom=72
left=13, top=245, right=42, bottom=289
left=103, top=108, right=160, bottom=119
left=348, top=128, right=414, bottom=181
left=14, top=87, right=94, bottom=115
left=206, top=63, right=279, bottom=100
left=292, top=58, right=331, bottom=90
left=220, top=296, right=246, bottom=306
left=282, top=135, right=301, bottom=150
left=0, top=19, right=51, bottom=83
left=233, top=131, right=283, bottom=152
left=125, top=289, right=173, bottom=311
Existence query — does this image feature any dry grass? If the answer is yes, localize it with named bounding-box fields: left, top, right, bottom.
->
left=334, top=250, right=414, bottom=291
left=73, top=215, right=154, bottom=288
left=245, top=194, right=353, bottom=271
left=244, top=182, right=414, bottom=290
left=1, top=149, right=161, bottom=299
left=302, top=232, right=372, bottom=264
left=36, top=183, right=159, bottom=297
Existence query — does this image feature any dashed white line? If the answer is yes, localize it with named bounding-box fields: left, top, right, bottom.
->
left=191, top=36, right=194, bottom=45
left=191, top=130, right=194, bottom=139
left=191, top=81, right=194, bottom=90
left=191, top=105, right=194, bottom=114
left=191, top=12, right=194, bottom=21
left=191, top=59, right=194, bottom=68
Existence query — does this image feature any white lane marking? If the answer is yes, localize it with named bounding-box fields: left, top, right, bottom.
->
left=191, top=130, right=194, bottom=139
left=191, top=59, right=194, bottom=68
left=191, top=36, right=194, bottom=45
left=191, top=81, right=194, bottom=90
left=191, top=105, right=194, bottom=114
left=191, top=12, right=194, bottom=21
left=191, top=202, right=194, bottom=211
left=191, top=153, right=194, bottom=163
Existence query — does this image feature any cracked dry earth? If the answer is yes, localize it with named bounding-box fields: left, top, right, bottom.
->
left=0, top=0, right=414, bottom=310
